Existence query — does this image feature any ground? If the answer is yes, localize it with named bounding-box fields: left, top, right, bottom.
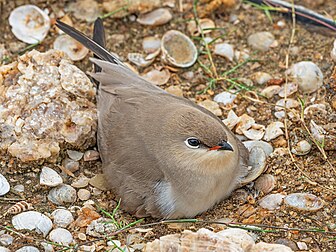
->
left=0, top=0, right=335, bottom=251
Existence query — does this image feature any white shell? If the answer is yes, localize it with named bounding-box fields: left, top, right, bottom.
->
left=284, top=193, right=323, bottom=211
left=48, top=184, right=77, bottom=205
left=12, top=211, right=52, bottom=237
left=67, top=150, right=83, bottom=161
left=331, top=39, right=336, bottom=61
left=51, top=209, right=74, bottom=228
left=0, top=234, right=13, bottom=246
left=252, top=72, right=272, bottom=85
left=142, top=36, right=161, bottom=54
left=235, top=114, right=255, bottom=134
left=0, top=174, right=10, bottom=196
left=78, top=189, right=91, bottom=201
left=241, top=146, right=267, bottom=184
left=137, top=8, right=172, bottom=26
left=259, top=193, right=285, bottom=210
left=187, top=18, right=215, bottom=36
left=261, top=85, right=281, bottom=98
left=243, top=140, right=273, bottom=156
left=254, top=174, right=276, bottom=194
left=247, top=32, right=275, bottom=52
left=291, top=140, right=312, bottom=156
left=71, top=174, right=90, bottom=188
left=275, top=98, right=299, bottom=111
left=278, top=82, right=298, bottom=97
left=83, top=150, right=100, bottom=161
left=222, top=110, right=240, bottom=130
left=304, top=104, right=327, bottom=116
left=310, top=120, right=325, bottom=143
left=286, top=61, right=323, bottom=93
left=54, top=35, right=89, bottom=61
left=9, top=5, right=50, bottom=44
left=128, top=53, right=155, bottom=67
left=49, top=228, right=73, bottom=246
left=15, top=247, right=40, bottom=252
left=40, top=167, right=63, bottom=187
left=161, top=30, right=197, bottom=68
left=242, top=124, right=265, bottom=141
left=214, top=91, right=236, bottom=105
left=217, top=228, right=255, bottom=250
left=0, top=246, right=11, bottom=252
left=198, top=100, right=222, bottom=116
left=141, top=69, right=171, bottom=85
left=214, top=43, right=235, bottom=61
left=263, top=122, right=284, bottom=141
left=251, top=242, right=293, bottom=252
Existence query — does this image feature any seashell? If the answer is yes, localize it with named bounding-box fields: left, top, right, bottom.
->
left=165, top=85, right=184, bottom=97
left=83, top=150, right=100, bottom=161
left=291, top=140, right=311, bottom=156
left=247, top=32, right=275, bottom=52
left=235, top=114, right=255, bottom=135
left=12, top=211, right=52, bottom=237
left=142, top=36, right=161, bottom=54
left=254, top=174, right=276, bottom=194
left=0, top=246, right=11, bottom=252
left=48, top=184, right=77, bottom=205
left=260, top=85, right=281, bottom=98
left=161, top=30, right=197, bottom=68
left=0, top=234, right=13, bottom=246
left=234, top=49, right=250, bottom=61
left=128, top=53, right=155, bottom=67
left=40, top=166, right=63, bottom=187
left=0, top=174, right=10, bottom=196
left=310, top=120, right=326, bottom=143
left=214, top=91, right=237, bottom=105
left=40, top=242, right=53, bottom=252
left=297, top=242, right=308, bottom=250
left=15, top=246, right=40, bottom=252
left=141, top=69, right=171, bottom=85
left=284, top=193, right=323, bottom=211
left=331, top=39, right=336, bottom=61
left=6, top=201, right=33, bottom=215
left=286, top=61, right=323, bottom=93
left=62, top=158, right=80, bottom=173
left=275, top=98, right=299, bottom=111
left=242, top=124, right=265, bottom=141
left=251, top=242, right=293, bottom=252
left=67, top=150, right=83, bottom=161
left=214, top=43, right=235, bottom=61
left=252, top=72, right=272, bottom=85
left=67, top=0, right=99, bottom=22
left=278, top=82, right=298, bottom=97
left=241, top=146, right=267, bottom=184
left=9, top=5, right=50, bottom=44
left=222, top=110, right=240, bottom=130
left=243, top=140, right=273, bottom=156
left=71, top=174, right=90, bottom=188
left=187, top=18, right=216, bottom=36
left=198, top=100, right=222, bottom=116
left=86, top=218, right=118, bottom=237
left=13, top=184, right=24, bottom=193
left=217, top=228, right=255, bottom=250
left=49, top=228, right=74, bottom=246
left=303, top=104, right=327, bottom=116
left=137, top=8, right=172, bottom=26
left=51, top=208, right=74, bottom=228
left=78, top=189, right=91, bottom=201
left=144, top=228, right=245, bottom=251
left=54, top=35, right=89, bottom=61
left=259, top=193, right=285, bottom=210
left=263, top=122, right=284, bottom=141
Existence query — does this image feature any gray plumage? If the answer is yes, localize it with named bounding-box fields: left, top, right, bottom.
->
left=56, top=19, right=249, bottom=219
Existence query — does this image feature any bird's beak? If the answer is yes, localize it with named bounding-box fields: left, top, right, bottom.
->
left=209, top=141, right=233, bottom=151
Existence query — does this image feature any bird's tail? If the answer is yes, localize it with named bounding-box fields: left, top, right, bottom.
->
left=55, top=18, right=125, bottom=66
left=92, top=18, right=106, bottom=73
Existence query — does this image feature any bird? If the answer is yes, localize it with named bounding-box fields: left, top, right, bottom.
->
left=56, top=18, right=249, bottom=219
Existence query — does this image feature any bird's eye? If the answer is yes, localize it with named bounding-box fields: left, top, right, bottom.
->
left=185, top=137, right=200, bottom=149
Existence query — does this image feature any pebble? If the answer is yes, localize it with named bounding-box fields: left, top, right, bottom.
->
left=53, top=35, right=89, bottom=61
left=254, top=174, right=276, bottom=194
left=214, top=43, right=235, bottom=61
left=63, top=158, right=80, bottom=173
left=284, top=193, right=323, bottom=211
left=40, top=242, right=53, bottom=252
left=198, top=100, right=222, bottom=116
left=165, top=86, right=184, bottom=97
left=49, top=228, right=74, bottom=246
left=40, top=167, right=63, bottom=187
left=331, top=39, right=336, bottom=61
left=13, top=184, right=24, bottom=193
left=263, top=122, right=284, bottom=141
left=86, top=218, right=118, bottom=237
left=0, top=247, right=10, bottom=252
left=142, top=69, right=171, bottom=85
left=12, top=211, right=53, bottom=237
left=0, top=234, right=13, bottom=246
left=83, top=150, right=100, bottom=161
left=128, top=53, right=155, bottom=67
left=291, top=140, right=312, bottom=156
left=67, top=0, right=99, bottom=22
left=275, top=238, right=298, bottom=251
left=15, top=247, right=40, bottom=252
left=243, top=140, right=273, bottom=156
left=89, top=174, right=109, bottom=191
left=217, top=228, right=255, bottom=250
left=78, top=232, right=87, bottom=241
left=51, top=208, right=74, bottom=228
left=78, top=189, right=91, bottom=201
left=0, top=174, right=10, bottom=196
left=142, top=36, right=161, bottom=54
left=214, top=91, right=237, bottom=105
left=259, top=193, right=285, bottom=210
left=137, top=8, right=172, bottom=26
left=261, top=85, right=281, bottom=98
left=278, top=82, right=298, bottom=97
left=286, top=61, right=323, bottom=93
left=247, top=32, right=275, bottom=51
left=71, top=174, right=90, bottom=188
left=67, top=150, right=84, bottom=161
left=48, top=184, right=77, bottom=205
left=252, top=72, right=272, bottom=85
left=251, top=242, right=293, bottom=251
left=297, top=241, right=308, bottom=250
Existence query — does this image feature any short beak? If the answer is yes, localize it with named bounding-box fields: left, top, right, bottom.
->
left=209, top=141, right=233, bottom=151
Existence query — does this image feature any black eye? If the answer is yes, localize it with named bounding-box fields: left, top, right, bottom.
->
left=185, top=137, right=200, bottom=149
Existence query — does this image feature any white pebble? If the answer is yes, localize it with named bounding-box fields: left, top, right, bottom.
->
left=51, top=208, right=74, bottom=228
left=49, top=228, right=73, bottom=246
left=40, top=167, right=63, bottom=187
left=214, top=43, right=235, bottom=61
left=78, top=189, right=91, bottom=201
left=214, top=91, right=236, bottom=105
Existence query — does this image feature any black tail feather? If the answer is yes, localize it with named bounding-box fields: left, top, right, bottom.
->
left=93, top=18, right=106, bottom=73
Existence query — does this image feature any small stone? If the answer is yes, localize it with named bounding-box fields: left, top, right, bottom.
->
left=67, top=0, right=99, bottom=22
left=78, top=232, right=87, bottom=241
left=331, top=39, right=336, bottom=61
left=78, top=189, right=91, bottom=201
left=252, top=72, right=272, bottom=85
left=62, top=158, right=80, bottom=173
left=165, top=86, right=184, bottom=97
left=83, top=150, right=100, bottom=161
left=284, top=193, right=323, bottom=211
left=297, top=241, right=308, bottom=250
left=48, top=184, right=77, bottom=205
left=247, top=32, right=275, bottom=51
left=15, top=246, right=40, bottom=252
left=40, top=167, right=63, bottom=187
left=275, top=239, right=298, bottom=251
left=0, top=246, right=10, bottom=252
left=40, top=242, right=53, bottom=252
left=261, top=85, right=281, bottom=98
left=198, top=100, right=222, bottom=116
left=142, top=36, right=161, bottom=54
left=291, top=140, right=312, bottom=156
left=259, top=193, right=285, bottom=210
left=86, top=218, right=118, bottom=237
left=0, top=234, right=13, bottom=246
left=71, top=174, right=90, bottom=188
left=49, top=228, right=73, bottom=246
left=67, top=150, right=84, bottom=161
left=89, top=174, right=109, bottom=191
left=137, top=8, right=172, bottom=26
left=251, top=242, right=293, bottom=251
left=51, top=208, right=74, bottom=228
left=214, top=43, right=235, bottom=61
left=13, top=184, right=24, bottom=193
left=263, top=122, right=284, bottom=141
left=214, top=92, right=236, bottom=105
